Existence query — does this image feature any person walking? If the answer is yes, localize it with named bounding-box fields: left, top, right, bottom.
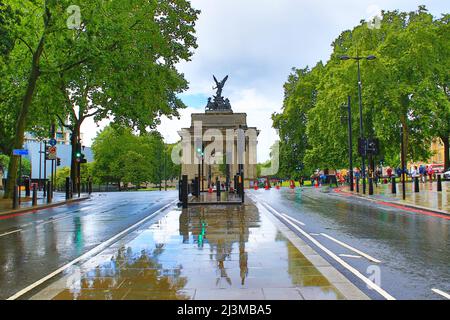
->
left=427, top=166, right=434, bottom=182
left=419, top=165, right=426, bottom=183
left=387, top=167, right=393, bottom=178
left=411, top=166, right=419, bottom=180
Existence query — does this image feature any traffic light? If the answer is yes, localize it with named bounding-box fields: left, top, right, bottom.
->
left=75, top=143, right=82, bottom=162
left=57, top=158, right=61, bottom=166
left=366, top=138, right=380, bottom=155
left=358, top=138, right=367, bottom=157
left=80, top=153, right=87, bottom=164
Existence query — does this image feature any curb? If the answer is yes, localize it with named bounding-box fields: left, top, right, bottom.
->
left=0, top=196, right=90, bottom=217
left=335, top=189, right=449, bottom=216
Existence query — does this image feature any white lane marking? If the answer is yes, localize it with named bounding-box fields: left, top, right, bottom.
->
left=259, top=200, right=396, bottom=300
left=281, top=213, right=305, bottom=226
left=320, top=233, right=381, bottom=263
left=310, top=233, right=321, bottom=236
left=432, top=289, right=450, bottom=299
left=0, top=229, right=22, bottom=237
left=7, top=200, right=177, bottom=300
left=339, top=254, right=363, bottom=259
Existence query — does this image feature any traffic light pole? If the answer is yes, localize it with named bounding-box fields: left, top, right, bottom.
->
left=357, top=59, right=366, bottom=195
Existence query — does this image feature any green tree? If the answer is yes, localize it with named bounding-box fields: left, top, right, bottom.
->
left=274, top=6, right=449, bottom=176
left=2, top=0, right=199, bottom=198
left=91, top=125, right=168, bottom=190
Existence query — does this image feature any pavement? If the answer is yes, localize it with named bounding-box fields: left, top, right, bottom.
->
left=0, top=191, right=89, bottom=215
left=339, top=181, right=449, bottom=214
left=28, top=196, right=367, bottom=300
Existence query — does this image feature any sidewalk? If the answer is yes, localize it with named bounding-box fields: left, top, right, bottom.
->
left=30, top=198, right=368, bottom=300
left=0, top=191, right=89, bottom=215
left=339, top=181, right=449, bottom=214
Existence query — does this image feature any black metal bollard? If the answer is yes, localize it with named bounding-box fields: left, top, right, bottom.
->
left=414, top=177, right=420, bottom=193
left=178, top=180, right=182, bottom=201
left=391, top=176, right=397, bottom=194
left=32, top=184, right=38, bottom=206
left=181, top=175, right=188, bottom=209
left=356, top=178, right=360, bottom=193
left=193, top=177, right=198, bottom=197
left=12, top=185, right=19, bottom=209
left=47, top=181, right=52, bottom=203
left=25, top=179, right=31, bottom=197
left=88, top=179, right=92, bottom=195
left=240, top=174, right=245, bottom=204
left=368, top=177, right=374, bottom=195
left=216, top=178, right=221, bottom=200
left=65, top=177, right=71, bottom=200
left=437, top=175, right=442, bottom=192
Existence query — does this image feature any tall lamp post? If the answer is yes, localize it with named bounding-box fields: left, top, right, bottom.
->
left=340, top=54, right=376, bottom=195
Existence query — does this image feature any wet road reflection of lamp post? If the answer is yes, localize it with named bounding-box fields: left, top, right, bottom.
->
left=340, top=54, right=376, bottom=195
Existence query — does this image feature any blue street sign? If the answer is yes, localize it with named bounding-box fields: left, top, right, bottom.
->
left=13, top=149, right=29, bottom=156
left=49, top=138, right=57, bottom=146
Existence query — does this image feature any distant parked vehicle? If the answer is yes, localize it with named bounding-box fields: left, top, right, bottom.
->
left=444, top=170, right=450, bottom=180
left=429, top=164, right=445, bottom=174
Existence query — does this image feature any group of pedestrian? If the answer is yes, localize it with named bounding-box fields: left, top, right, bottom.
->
left=410, top=165, right=434, bottom=182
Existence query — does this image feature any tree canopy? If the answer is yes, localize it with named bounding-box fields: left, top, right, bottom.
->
left=91, top=125, right=178, bottom=188
left=273, top=6, right=450, bottom=178
left=1, top=0, right=199, bottom=197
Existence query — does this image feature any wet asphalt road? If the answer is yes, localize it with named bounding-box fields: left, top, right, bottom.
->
left=248, top=188, right=450, bottom=300
left=0, top=191, right=177, bottom=300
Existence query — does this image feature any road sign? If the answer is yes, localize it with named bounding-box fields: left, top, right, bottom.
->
left=48, top=146, right=57, bottom=160
left=13, top=149, right=29, bottom=156
left=49, top=138, right=57, bottom=146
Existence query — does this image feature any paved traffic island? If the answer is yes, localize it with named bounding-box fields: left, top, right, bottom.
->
left=30, top=198, right=367, bottom=300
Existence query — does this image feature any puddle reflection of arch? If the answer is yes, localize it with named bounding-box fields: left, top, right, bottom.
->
left=179, top=205, right=260, bottom=287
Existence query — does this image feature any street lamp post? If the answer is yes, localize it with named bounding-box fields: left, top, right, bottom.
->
left=347, top=95, right=354, bottom=192
left=340, top=54, right=376, bottom=195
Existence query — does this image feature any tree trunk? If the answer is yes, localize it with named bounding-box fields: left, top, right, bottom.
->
left=4, top=35, right=45, bottom=199
left=441, top=136, right=449, bottom=170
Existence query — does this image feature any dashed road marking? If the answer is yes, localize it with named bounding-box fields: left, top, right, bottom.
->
left=339, top=254, right=363, bottom=259
left=281, top=213, right=305, bottom=226
left=432, top=289, right=450, bottom=299
left=320, top=233, right=381, bottom=263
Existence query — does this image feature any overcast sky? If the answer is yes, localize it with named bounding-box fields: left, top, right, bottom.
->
left=82, top=0, right=448, bottom=162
